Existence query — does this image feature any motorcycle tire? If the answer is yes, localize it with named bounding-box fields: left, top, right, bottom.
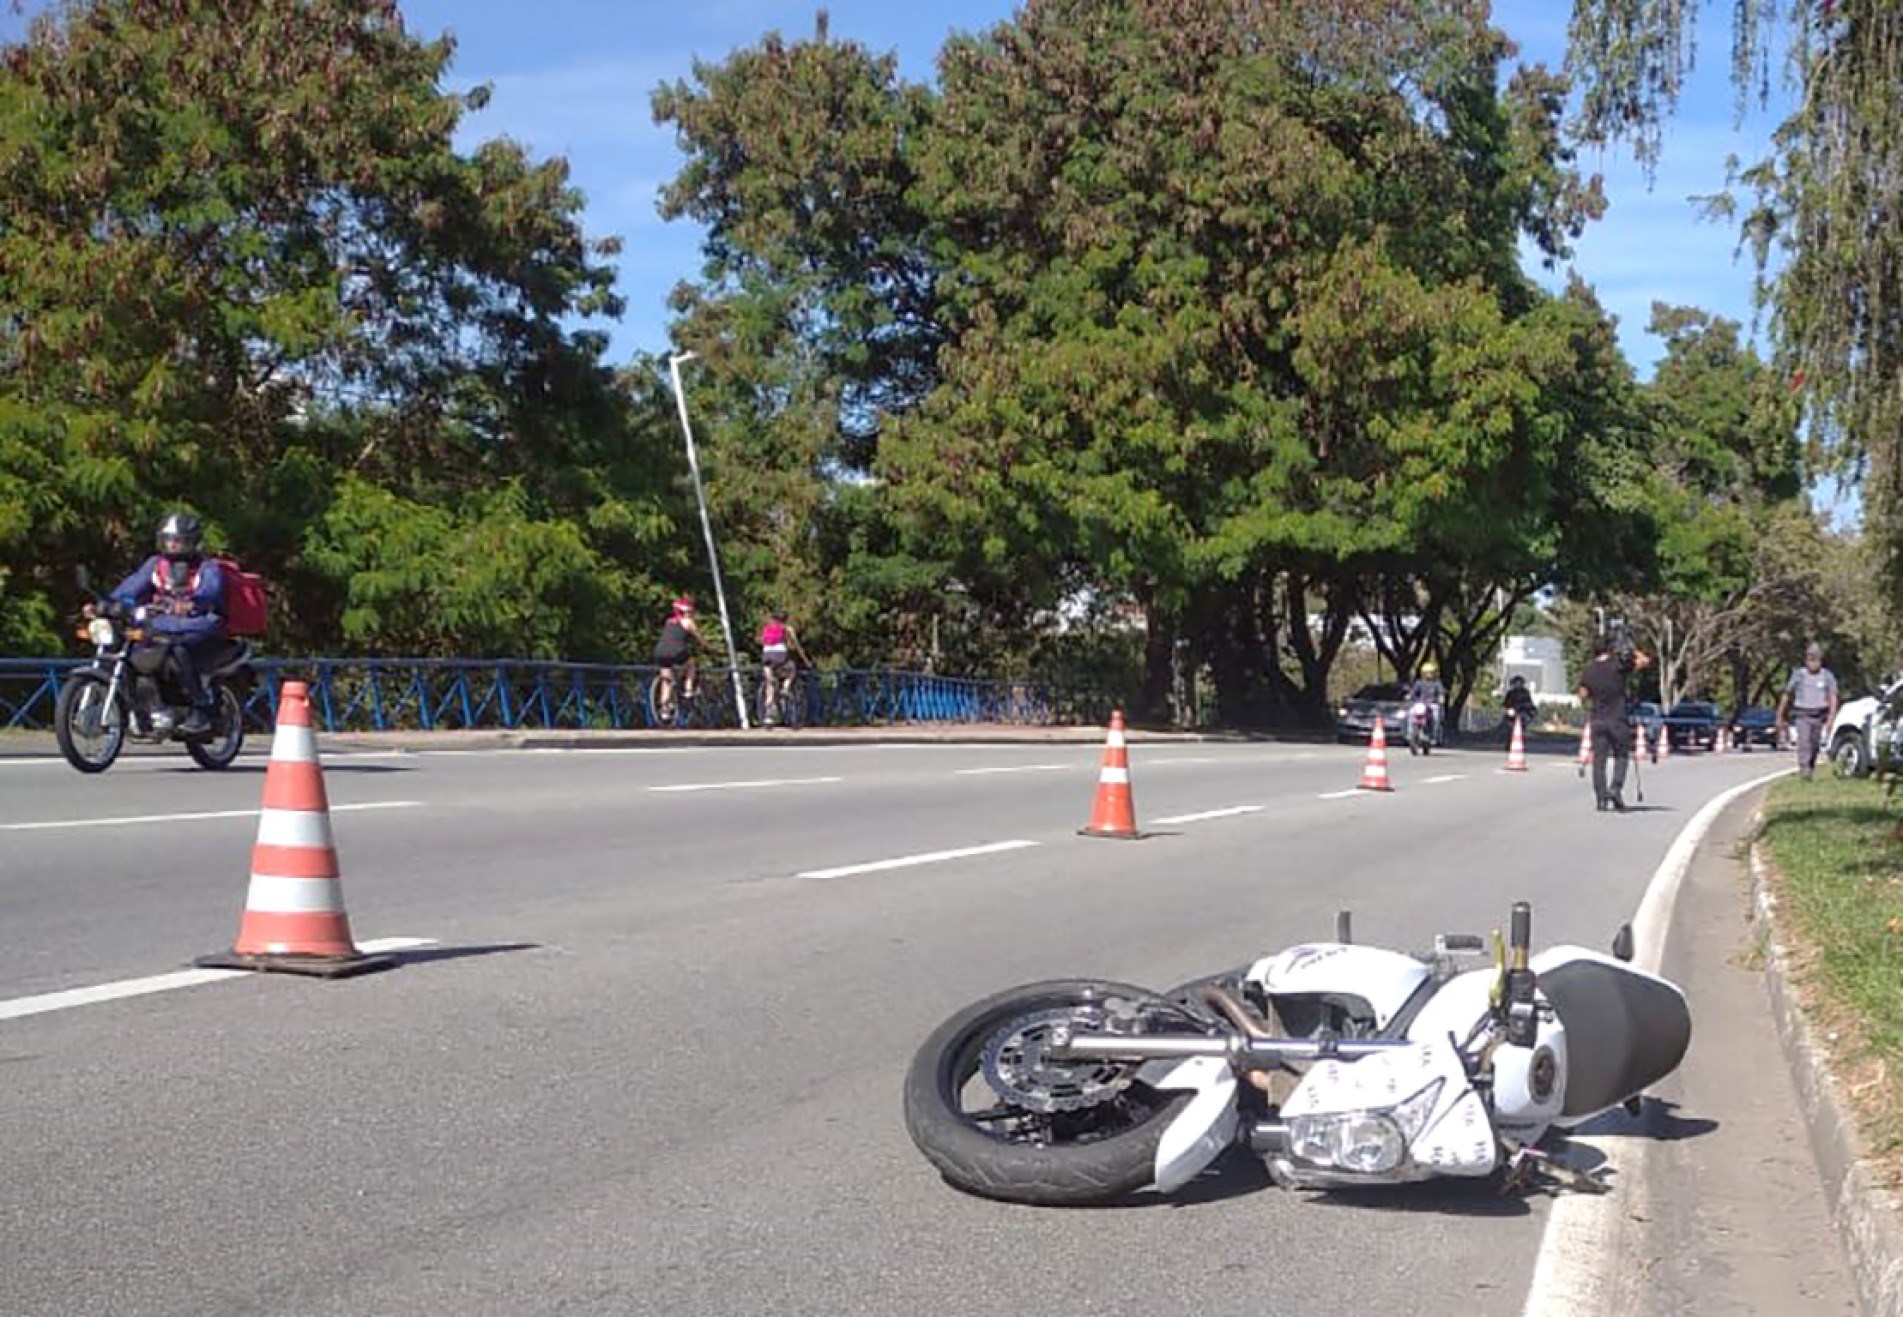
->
left=54, top=674, right=127, bottom=774
left=185, top=686, right=247, bottom=771
left=902, top=979, right=1200, bottom=1206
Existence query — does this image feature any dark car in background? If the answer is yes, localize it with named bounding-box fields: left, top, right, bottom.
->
left=1729, top=705, right=1780, bottom=750
left=1663, top=700, right=1723, bottom=751
left=1334, top=683, right=1412, bottom=743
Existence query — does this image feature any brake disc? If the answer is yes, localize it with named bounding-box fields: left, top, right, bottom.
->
left=980, top=1006, right=1142, bottom=1115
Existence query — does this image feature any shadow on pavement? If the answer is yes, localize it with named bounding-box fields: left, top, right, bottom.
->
left=157, top=762, right=416, bottom=775
left=1310, top=1176, right=1532, bottom=1217
left=1568, top=1096, right=1718, bottom=1144
left=387, top=942, right=539, bottom=966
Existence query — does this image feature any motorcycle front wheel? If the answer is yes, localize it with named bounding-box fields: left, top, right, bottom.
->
left=185, top=686, right=247, bottom=770
left=902, top=979, right=1202, bottom=1206
left=54, top=674, right=127, bottom=773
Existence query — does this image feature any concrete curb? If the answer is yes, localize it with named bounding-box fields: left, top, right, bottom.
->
left=1748, top=833, right=1903, bottom=1317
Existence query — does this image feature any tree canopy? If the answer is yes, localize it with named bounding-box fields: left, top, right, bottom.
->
left=2, top=0, right=1884, bottom=723
left=1, top=0, right=685, bottom=658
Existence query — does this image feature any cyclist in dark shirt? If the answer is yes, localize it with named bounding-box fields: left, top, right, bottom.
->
left=1576, top=635, right=1652, bottom=813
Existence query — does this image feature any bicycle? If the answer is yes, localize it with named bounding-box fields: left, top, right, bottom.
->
left=648, top=665, right=700, bottom=728
left=758, top=661, right=811, bottom=729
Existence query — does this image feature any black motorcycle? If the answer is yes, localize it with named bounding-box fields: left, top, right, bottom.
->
left=54, top=569, right=256, bottom=774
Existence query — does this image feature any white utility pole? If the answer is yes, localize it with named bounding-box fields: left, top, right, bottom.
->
left=667, top=351, right=750, bottom=729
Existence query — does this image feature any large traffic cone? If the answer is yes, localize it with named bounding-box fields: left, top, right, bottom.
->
left=1357, top=716, right=1395, bottom=792
left=1577, top=721, right=1593, bottom=778
left=1080, top=709, right=1144, bottom=839
left=196, top=680, right=394, bottom=978
left=1659, top=721, right=1672, bottom=762
left=1505, top=713, right=1528, bottom=772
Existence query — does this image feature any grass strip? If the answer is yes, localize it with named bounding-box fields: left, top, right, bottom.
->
left=1758, top=775, right=1903, bottom=1166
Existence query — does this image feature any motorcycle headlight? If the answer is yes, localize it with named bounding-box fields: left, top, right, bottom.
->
left=87, top=617, right=116, bottom=646
left=1286, top=1078, right=1445, bottom=1175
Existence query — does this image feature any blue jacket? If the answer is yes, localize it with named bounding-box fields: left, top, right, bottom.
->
left=114, top=555, right=227, bottom=641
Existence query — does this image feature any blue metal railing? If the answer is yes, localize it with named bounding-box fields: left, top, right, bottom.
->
left=0, top=657, right=1108, bottom=734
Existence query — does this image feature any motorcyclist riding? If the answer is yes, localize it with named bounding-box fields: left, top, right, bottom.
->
left=111, top=511, right=226, bottom=735
left=1407, top=661, right=1447, bottom=746
left=1503, top=675, right=1537, bottom=741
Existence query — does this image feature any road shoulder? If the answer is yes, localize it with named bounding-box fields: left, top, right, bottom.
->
left=1635, top=792, right=1860, bottom=1315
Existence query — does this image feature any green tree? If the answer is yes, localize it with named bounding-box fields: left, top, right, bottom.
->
left=1597, top=304, right=1803, bottom=706
left=1565, top=1, right=1903, bottom=606
left=0, top=0, right=682, bottom=656
left=879, top=0, right=1612, bottom=723
left=651, top=15, right=942, bottom=663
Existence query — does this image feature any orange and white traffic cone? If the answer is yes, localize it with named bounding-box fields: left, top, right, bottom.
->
left=1505, top=714, right=1528, bottom=772
left=1080, top=709, right=1144, bottom=839
left=1659, top=721, right=1672, bottom=762
left=1358, top=716, right=1395, bottom=792
left=196, top=680, right=394, bottom=978
left=1577, top=721, right=1593, bottom=778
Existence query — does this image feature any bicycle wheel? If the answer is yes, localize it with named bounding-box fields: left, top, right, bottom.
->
left=646, top=672, right=680, bottom=728
left=783, top=673, right=809, bottom=729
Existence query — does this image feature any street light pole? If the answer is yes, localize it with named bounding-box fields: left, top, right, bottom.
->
left=667, top=351, right=750, bottom=729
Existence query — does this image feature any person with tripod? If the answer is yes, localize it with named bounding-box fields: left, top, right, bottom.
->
left=1576, top=627, right=1653, bottom=813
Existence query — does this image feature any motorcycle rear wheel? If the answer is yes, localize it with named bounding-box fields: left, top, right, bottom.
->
left=54, top=674, right=127, bottom=773
left=185, top=686, right=247, bottom=770
left=903, top=979, right=1201, bottom=1206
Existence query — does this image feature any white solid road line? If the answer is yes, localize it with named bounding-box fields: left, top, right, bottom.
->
left=953, top=763, right=1071, bottom=776
left=1317, top=788, right=1364, bottom=799
left=650, top=776, right=844, bottom=793
left=798, top=839, right=1040, bottom=880
left=1151, top=805, right=1264, bottom=825
left=0, top=800, right=424, bottom=833
left=0, top=937, right=439, bottom=1022
left=1520, top=767, right=1792, bottom=1317
left=1423, top=774, right=1467, bottom=785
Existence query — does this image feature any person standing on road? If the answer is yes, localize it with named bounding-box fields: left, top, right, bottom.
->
left=1576, top=632, right=1653, bottom=813
left=1776, top=642, right=1840, bottom=780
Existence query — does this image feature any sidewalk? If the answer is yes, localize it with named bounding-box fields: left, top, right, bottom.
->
left=1632, top=790, right=1861, bottom=1315
left=0, top=722, right=1291, bottom=758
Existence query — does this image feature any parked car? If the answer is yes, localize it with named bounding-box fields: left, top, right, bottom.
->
left=1334, top=683, right=1412, bottom=743
left=1728, top=705, right=1780, bottom=751
left=1662, top=700, right=1722, bottom=751
left=1829, top=677, right=1903, bottom=778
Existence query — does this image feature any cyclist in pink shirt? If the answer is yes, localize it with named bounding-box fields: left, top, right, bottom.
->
left=760, top=610, right=811, bottom=726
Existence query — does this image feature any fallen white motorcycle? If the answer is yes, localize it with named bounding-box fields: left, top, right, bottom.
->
left=903, top=902, right=1689, bottom=1203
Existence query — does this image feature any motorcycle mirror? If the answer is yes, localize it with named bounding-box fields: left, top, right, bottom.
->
left=1611, top=923, right=1635, bottom=963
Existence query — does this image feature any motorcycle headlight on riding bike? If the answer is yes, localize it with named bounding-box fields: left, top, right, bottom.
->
left=1287, top=1078, right=1444, bottom=1175
left=87, top=617, right=117, bottom=646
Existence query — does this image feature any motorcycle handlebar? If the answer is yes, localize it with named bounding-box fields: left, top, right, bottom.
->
left=1510, top=902, right=1531, bottom=969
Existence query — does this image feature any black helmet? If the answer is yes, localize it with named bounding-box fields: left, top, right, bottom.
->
left=156, top=511, right=204, bottom=559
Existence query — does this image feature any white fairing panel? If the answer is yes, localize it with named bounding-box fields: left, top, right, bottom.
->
left=1491, top=1024, right=1567, bottom=1141
left=1281, top=1038, right=1497, bottom=1178
left=1245, top=943, right=1432, bottom=1029
left=1402, top=966, right=1495, bottom=1045
left=1150, top=1056, right=1240, bottom=1192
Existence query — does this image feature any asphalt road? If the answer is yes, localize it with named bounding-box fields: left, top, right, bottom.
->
left=0, top=736, right=1796, bottom=1315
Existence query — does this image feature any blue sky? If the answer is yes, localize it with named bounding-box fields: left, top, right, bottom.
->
left=2, top=1, right=1791, bottom=377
